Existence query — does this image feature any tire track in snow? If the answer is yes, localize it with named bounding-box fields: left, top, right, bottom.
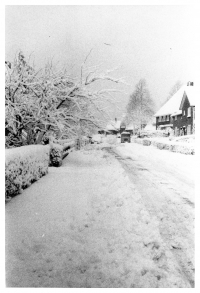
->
left=105, top=146, right=195, bottom=288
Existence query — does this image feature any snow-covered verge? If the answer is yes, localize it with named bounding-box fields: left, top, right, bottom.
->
left=132, top=136, right=195, bottom=155
left=5, top=145, right=49, bottom=199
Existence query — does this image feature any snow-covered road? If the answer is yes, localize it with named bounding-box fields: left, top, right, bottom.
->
left=112, top=143, right=195, bottom=287
left=5, top=143, right=195, bottom=288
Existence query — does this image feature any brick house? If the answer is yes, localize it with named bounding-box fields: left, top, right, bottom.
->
left=154, top=82, right=195, bottom=136
left=173, top=86, right=196, bottom=135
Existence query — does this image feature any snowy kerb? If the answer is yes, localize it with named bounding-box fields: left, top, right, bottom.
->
left=6, top=145, right=192, bottom=287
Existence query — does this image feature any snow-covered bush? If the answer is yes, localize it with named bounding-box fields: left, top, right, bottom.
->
left=143, top=139, right=151, bottom=146
left=5, top=145, right=49, bottom=199
left=49, top=143, right=64, bottom=167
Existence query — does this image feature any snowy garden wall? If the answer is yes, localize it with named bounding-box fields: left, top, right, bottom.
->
left=5, top=145, right=50, bottom=198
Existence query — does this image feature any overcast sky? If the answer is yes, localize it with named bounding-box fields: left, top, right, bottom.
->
left=5, top=5, right=199, bottom=118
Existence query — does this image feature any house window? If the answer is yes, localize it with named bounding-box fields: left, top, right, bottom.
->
left=183, top=110, right=186, bottom=116
left=175, top=115, right=177, bottom=120
left=187, top=107, right=191, bottom=117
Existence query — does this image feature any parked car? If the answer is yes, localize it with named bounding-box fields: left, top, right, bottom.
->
left=121, top=131, right=131, bottom=143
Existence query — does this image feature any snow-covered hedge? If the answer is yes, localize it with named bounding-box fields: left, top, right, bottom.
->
left=143, top=139, right=151, bottom=146
left=5, top=145, right=49, bottom=198
left=49, top=143, right=64, bottom=167
left=133, top=137, right=195, bottom=155
left=49, top=140, right=77, bottom=166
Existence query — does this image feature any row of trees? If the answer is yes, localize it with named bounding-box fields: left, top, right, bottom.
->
left=5, top=52, right=123, bottom=148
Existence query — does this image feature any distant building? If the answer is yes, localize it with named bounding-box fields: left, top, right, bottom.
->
left=173, top=85, right=196, bottom=135
left=104, top=118, right=134, bottom=135
left=154, top=82, right=196, bottom=136
left=106, top=118, right=121, bottom=135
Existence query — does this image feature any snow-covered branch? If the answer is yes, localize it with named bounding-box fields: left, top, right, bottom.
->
left=5, top=51, right=124, bottom=147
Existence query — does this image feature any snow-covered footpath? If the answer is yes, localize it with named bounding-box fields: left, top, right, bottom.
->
left=5, top=144, right=194, bottom=288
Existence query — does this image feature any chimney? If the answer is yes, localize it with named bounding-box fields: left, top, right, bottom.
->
left=187, top=81, right=194, bottom=86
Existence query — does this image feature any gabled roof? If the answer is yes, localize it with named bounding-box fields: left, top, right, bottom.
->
left=106, top=120, right=121, bottom=131
left=154, top=85, right=188, bottom=117
left=180, top=86, right=197, bottom=109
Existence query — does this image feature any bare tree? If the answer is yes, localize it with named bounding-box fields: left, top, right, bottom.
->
left=125, top=79, right=155, bottom=130
left=5, top=51, right=125, bottom=148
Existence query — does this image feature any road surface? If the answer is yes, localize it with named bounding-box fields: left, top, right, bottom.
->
left=5, top=143, right=195, bottom=288
left=113, top=143, right=195, bottom=287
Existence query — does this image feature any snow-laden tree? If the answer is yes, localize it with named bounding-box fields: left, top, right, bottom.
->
left=125, top=79, right=155, bottom=130
left=5, top=52, right=124, bottom=148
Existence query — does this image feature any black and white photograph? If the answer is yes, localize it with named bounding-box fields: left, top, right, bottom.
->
left=4, top=1, right=199, bottom=289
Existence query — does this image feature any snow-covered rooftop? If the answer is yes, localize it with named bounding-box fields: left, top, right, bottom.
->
left=171, top=110, right=182, bottom=117
left=106, top=120, right=121, bottom=131
left=183, top=86, right=197, bottom=107
left=154, top=84, right=197, bottom=117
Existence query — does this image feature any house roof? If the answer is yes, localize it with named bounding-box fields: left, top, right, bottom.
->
left=106, top=120, right=121, bottom=131
left=154, top=85, right=188, bottom=117
left=171, top=110, right=182, bottom=117
left=180, top=86, right=197, bottom=108
left=106, top=120, right=134, bottom=131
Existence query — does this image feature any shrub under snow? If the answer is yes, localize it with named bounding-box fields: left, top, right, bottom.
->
left=49, top=143, right=64, bottom=167
left=49, top=140, right=76, bottom=166
left=5, top=145, right=49, bottom=199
